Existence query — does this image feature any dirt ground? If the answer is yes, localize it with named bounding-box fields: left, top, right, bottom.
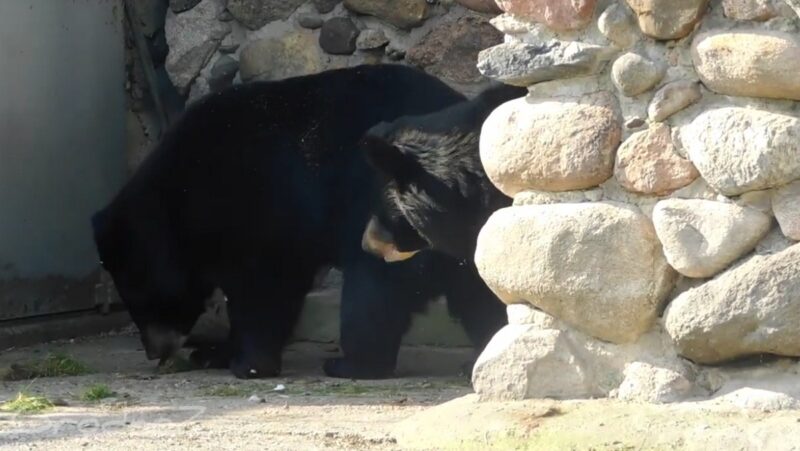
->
left=0, top=331, right=474, bottom=451
left=3, top=333, right=800, bottom=451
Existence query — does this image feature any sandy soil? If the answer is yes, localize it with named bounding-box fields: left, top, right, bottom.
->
left=0, top=333, right=473, bottom=451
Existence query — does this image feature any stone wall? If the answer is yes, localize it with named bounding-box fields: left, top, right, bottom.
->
left=125, top=0, right=506, bottom=174
left=160, top=0, right=505, bottom=104
left=472, top=0, right=800, bottom=406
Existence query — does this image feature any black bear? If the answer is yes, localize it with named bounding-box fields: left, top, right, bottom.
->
left=92, top=65, right=469, bottom=379
left=358, top=83, right=527, bottom=348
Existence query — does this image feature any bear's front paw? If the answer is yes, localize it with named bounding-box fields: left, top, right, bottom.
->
left=323, top=357, right=395, bottom=380
left=230, top=354, right=281, bottom=379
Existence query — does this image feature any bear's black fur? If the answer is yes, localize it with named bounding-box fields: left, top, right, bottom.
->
left=92, top=65, right=477, bottom=379
left=359, top=83, right=528, bottom=354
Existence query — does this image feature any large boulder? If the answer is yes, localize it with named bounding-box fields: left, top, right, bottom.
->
left=165, top=0, right=231, bottom=94
left=477, top=41, right=616, bottom=87
left=406, top=16, right=503, bottom=85
left=170, top=0, right=202, bottom=13
left=227, top=0, right=306, bottom=30
left=494, top=0, right=598, bottom=31
left=624, top=0, right=709, bottom=40
left=693, top=30, right=800, bottom=101
left=239, top=32, right=323, bottom=82
left=652, top=199, right=772, bottom=278
left=473, top=305, right=697, bottom=401
left=773, top=181, right=800, bottom=240
left=473, top=325, right=601, bottom=399
left=722, top=0, right=778, bottom=20
left=455, top=0, right=502, bottom=13
left=343, top=0, right=429, bottom=29
left=664, top=243, right=800, bottom=364
left=475, top=202, right=676, bottom=343
left=680, top=107, right=800, bottom=196
left=481, top=92, right=622, bottom=195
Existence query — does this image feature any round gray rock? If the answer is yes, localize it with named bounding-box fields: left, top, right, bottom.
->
left=297, top=12, right=324, bottom=29
left=598, top=3, right=639, bottom=48
left=611, top=52, right=665, bottom=97
left=313, top=0, right=340, bottom=13
left=319, top=17, right=360, bottom=55
left=209, top=55, right=239, bottom=92
left=355, top=29, right=389, bottom=50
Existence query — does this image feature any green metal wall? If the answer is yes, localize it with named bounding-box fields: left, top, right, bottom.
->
left=0, top=0, right=127, bottom=320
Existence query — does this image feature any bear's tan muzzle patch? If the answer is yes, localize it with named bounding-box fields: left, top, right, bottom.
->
left=362, top=217, right=419, bottom=263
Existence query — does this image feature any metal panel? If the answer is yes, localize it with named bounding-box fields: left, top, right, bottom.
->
left=0, top=0, right=127, bottom=320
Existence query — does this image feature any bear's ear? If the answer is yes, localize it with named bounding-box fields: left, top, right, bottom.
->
left=361, top=134, right=419, bottom=185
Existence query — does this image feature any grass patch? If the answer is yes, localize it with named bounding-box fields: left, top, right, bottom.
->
left=1, top=352, right=91, bottom=381
left=82, top=384, right=116, bottom=401
left=202, top=384, right=254, bottom=397
left=310, top=382, right=388, bottom=396
left=200, top=377, right=471, bottom=399
left=298, top=378, right=470, bottom=397
left=156, top=356, right=196, bottom=374
left=0, top=393, right=53, bottom=414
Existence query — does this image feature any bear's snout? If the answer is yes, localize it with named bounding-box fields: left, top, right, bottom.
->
left=361, top=216, right=418, bottom=263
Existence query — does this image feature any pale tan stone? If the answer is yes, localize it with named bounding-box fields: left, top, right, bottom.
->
left=648, top=80, right=702, bottom=122
left=625, top=0, right=709, bottom=40
left=773, top=181, right=800, bottom=240
left=681, top=107, right=800, bottom=195
left=615, top=124, right=699, bottom=195
left=722, top=0, right=777, bottom=21
left=494, top=0, right=598, bottom=31
left=652, top=199, right=772, bottom=278
left=693, top=30, right=800, bottom=101
left=475, top=202, right=676, bottom=343
left=480, top=92, right=621, bottom=195
left=664, top=243, right=800, bottom=364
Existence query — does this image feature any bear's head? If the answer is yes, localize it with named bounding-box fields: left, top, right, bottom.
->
left=92, top=206, right=203, bottom=361
left=360, top=121, right=506, bottom=261
left=359, top=83, right=524, bottom=262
